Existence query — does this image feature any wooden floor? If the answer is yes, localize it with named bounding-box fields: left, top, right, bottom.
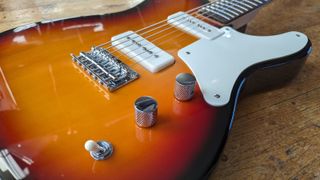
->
left=0, top=0, right=319, bottom=179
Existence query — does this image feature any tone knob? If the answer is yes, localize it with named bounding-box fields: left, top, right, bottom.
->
left=84, top=140, right=113, bottom=160
left=134, top=96, right=158, bottom=128
left=174, top=73, right=196, bottom=101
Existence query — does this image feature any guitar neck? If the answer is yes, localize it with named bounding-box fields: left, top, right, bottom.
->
left=199, top=0, right=271, bottom=25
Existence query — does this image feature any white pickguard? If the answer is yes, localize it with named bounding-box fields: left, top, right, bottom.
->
left=178, top=27, right=309, bottom=107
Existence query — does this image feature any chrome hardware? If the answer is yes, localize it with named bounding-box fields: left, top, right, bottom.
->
left=174, top=73, right=196, bottom=101
left=0, top=149, right=29, bottom=179
left=71, top=47, right=139, bottom=91
left=84, top=140, right=113, bottom=160
left=134, top=96, right=158, bottom=128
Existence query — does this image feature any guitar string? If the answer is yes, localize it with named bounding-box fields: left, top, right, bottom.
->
left=101, top=0, right=256, bottom=52
left=124, top=0, right=267, bottom=69
left=116, top=12, right=219, bottom=69
left=110, top=1, right=265, bottom=72
left=106, top=10, right=202, bottom=55
left=95, top=1, right=219, bottom=49
left=83, top=1, right=251, bottom=72
left=107, top=0, right=263, bottom=66
left=101, top=0, right=247, bottom=58
left=103, top=4, right=227, bottom=68
left=76, top=2, right=227, bottom=76
left=103, top=3, right=224, bottom=62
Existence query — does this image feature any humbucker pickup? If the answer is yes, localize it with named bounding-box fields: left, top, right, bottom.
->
left=71, top=47, right=139, bottom=91
left=167, top=12, right=224, bottom=40
left=111, top=31, right=174, bottom=73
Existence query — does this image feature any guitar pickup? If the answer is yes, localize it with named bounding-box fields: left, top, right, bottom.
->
left=111, top=31, right=174, bottom=73
left=167, top=12, right=224, bottom=40
left=71, top=47, right=139, bottom=92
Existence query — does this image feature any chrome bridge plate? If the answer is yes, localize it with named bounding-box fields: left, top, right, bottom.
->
left=71, top=47, right=139, bottom=91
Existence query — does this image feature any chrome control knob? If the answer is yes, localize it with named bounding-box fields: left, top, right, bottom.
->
left=134, top=96, right=158, bottom=128
left=84, top=140, right=113, bottom=160
left=174, top=73, right=196, bottom=101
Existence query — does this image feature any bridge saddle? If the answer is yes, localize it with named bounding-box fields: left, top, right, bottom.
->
left=71, top=47, right=139, bottom=92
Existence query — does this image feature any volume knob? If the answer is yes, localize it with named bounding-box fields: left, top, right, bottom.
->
left=174, top=73, right=196, bottom=101
left=134, top=96, right=158, bottom=128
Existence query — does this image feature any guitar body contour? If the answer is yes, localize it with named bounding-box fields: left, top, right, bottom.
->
left=0, top=0, right=311, bottom=179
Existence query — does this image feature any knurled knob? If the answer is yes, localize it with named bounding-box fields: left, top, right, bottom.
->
left=134, top=96, right=158, bottom=128
left=174, top=73, right=196, bottom=101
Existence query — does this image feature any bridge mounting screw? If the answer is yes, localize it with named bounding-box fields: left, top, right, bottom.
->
left=214, top=94, right=221, bottom=98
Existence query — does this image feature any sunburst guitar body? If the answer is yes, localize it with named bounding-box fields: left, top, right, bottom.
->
left=0, top=0, right=312, bottom=179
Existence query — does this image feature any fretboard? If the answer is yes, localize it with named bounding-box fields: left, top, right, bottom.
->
left=199, top=0, right=271, bottom=24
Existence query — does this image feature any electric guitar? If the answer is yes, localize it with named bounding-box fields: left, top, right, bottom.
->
left=0, top=0, right=312, bottom=179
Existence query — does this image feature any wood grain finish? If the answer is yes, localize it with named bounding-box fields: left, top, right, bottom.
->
left=0, top=0, right=319, bottom=179
left=0, top=0, right=145, bottom=32
left=212, top=0, right=320, bottom=179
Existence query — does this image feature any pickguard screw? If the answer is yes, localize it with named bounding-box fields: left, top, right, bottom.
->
left=186, top=51, right=191, bottom=55
left=214, top=94, right=221, bottom=98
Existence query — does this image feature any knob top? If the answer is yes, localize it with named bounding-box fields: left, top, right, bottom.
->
left=84, top=140, right=102, bottom=153
left=84, top=140, right=113, bottom=160
left=176, top=73, right=196, bottom=86
left=134, top=96, right=158, bottom=128
left=174, top=73, right=196, bottom=101
left=134, top=96, right=158, bottom=113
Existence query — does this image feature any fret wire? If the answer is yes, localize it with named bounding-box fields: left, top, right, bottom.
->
left=205, top=6, right=232, bottom=20
left=254, top=0, right=264, bottom=4
left=244, top=0, right=258, bottom=7
left=217, top=1, right=242, bottom=15
left=199, top=4, right=234, bottom=22
left=209, top=4, right=235, bottom=18
left=222, top=1, right=244, bottom=13
left=197, top=11, right=225, bottom=24
left=214, top=3, right=239, bottom=16
left=237, top=0, right=253, bottom=9
left=227, top=0, right=248, bottom=11
left=253, top=0, right=263, bottom=4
